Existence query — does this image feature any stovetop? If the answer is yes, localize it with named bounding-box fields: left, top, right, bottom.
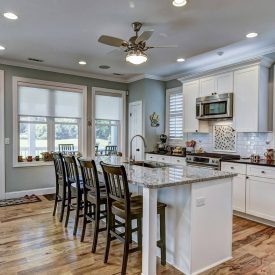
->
left=188, top=152, right=240, bottom=161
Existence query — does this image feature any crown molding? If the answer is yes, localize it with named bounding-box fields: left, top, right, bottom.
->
left=0, top=58, right=129, bottom=83
left=126, top=74, right=165, bottom=83
left=164, top=44, right=275, bottom=82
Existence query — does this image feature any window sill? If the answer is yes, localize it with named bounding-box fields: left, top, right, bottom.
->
left=13, top=161, right=54, bottom=168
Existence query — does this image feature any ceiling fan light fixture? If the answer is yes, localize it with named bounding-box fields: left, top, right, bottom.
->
left=126, top=50, right=147, bottom=65
left=172, top=0, right=187, bottom=7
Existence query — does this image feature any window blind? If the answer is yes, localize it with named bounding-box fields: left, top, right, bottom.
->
left=18, top=86, right=82, bottom=118
left=168, top=92, right=183, bottom=138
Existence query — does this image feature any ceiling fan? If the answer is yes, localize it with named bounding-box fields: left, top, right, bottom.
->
left=98, top=22, right=177, bottom=65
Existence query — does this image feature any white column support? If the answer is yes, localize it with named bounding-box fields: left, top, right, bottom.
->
left=142, top=187, right=158, bottom=275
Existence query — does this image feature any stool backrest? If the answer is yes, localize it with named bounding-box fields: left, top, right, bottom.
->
left=53, top=152, right=66, bottom=185
left=63, top=155, right=81, bottom=194
left=79, top=159, right=101, bottom=199
left=100, top=161, right=130, bottom=214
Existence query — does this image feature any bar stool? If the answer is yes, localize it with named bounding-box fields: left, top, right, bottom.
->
left=63, top=155, right=83, bottom=236
left=100, top=161, right=166, bottom=275
left=52, top=152, right=67, bottom=222
left=78, top=159, right=108, bottom=253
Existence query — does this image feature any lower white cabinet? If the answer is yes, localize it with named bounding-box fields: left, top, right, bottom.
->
left=232, top=175, right=246, bottom=212
left=145, top=154, right=186, bottom=165
left=246, top=176, right=275, bottom=222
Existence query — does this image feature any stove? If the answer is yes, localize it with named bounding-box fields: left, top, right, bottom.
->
left=186, top=152, right=240, bottom=170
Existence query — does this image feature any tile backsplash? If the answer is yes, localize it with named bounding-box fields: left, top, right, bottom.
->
left=170, top=124, right=274, bottom=158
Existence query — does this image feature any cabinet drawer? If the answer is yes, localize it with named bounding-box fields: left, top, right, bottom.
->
left=221, top=162, right=246, bottom=174
left=145, top=154, right=158, bottom=161
left=171, top=157, right=186, bottom=165
left=158, top=155, right=171, bottom=163
left=247, top=165, right=275, bottom=179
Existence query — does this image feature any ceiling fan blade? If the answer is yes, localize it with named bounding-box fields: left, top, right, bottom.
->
left=147, top=45, right=178, bottom=48
left=135, top=30, right=154, bottom=44
left=98, top=35, right=128, bottom=47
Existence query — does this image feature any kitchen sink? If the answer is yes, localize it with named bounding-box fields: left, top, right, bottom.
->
left=131, top=161, right=172, bottom=168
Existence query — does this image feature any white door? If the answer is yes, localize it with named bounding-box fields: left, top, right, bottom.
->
left=200, top=77, right=215, bottom=97
left=215, top=72, right=233, bottom=94
left=0, top=70, right=5, bottom=199
left=129, top=101, right=143, bottom=161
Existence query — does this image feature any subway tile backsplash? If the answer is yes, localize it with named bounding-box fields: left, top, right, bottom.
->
left=170, top=126, right=274, bottom=158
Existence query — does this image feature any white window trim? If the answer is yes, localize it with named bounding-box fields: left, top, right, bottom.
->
left=165, top=87, right=183, bottom=142
left=0, top=70, right=5, bottom=199
left=91, top=87, right=126, bottom=158
left=13, top=77, right=87, bottom=167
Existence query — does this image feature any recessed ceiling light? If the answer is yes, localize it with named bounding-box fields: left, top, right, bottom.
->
left=172, top=0, right=187, bottom=7
left=177, top=58, right=185, bottom=62
left=78, top=60, right=87, bottom=65
left=246, top=32, right=258, bottom=38
left=3, top=12, right=18, bottom=20
left=0, top=45, right=6, bottom=50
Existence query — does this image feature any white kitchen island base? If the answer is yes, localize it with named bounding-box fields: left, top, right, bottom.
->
left=155, top=177, right=233, bottom=275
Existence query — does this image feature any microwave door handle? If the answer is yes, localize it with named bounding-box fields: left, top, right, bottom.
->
left=200, top=103, right=203, bottom=117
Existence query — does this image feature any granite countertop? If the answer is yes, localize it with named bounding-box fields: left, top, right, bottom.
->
left=92, top=156, right=237, bottom=189
left=146, top=151, right=186, bottom=158
left=222, top=158, right=275, bottom=167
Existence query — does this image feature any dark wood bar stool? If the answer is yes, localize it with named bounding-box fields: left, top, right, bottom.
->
left=63, top=155, right=83, bottom=236
left=78, top=159, right=108, bottom=253
left=100, top=161, right=167, bottom=275
left=52, top=152, right=67, bottom=222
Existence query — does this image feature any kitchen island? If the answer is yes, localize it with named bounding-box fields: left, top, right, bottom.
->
left=94, top=156, right=237, bottom=275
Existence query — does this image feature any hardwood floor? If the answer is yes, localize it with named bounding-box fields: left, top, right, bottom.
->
left=1, top=196, right=275, bottom=274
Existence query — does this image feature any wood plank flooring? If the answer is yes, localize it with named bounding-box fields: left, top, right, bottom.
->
left=1, top=196, right=275, bottom=274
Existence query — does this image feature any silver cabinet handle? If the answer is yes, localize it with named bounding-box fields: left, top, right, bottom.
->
left=230, top=167, right=234, bottom=169
left=177, top=160, right=180, bottom=162
left=261, top=171, right=266, bottom=174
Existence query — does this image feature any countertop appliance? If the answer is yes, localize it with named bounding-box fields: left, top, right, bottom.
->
left=186, top=152, right=240, bottom=170
left=196, top=93, right=233, bottom=120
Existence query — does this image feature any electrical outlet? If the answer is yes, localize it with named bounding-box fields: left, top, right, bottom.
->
left=196, top=197, right=206, bottom=207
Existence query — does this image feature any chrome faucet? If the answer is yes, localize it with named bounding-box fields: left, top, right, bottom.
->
left=130, top=134, right=147, bottom=163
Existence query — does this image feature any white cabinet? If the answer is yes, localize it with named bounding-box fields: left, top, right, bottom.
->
left=233, top=65, right=270, bottom=132
left=182, top=80, right=208, bottom=133
left=246, top=176, right=275, bottom=222
left=221, top=162, right=246, bottom=212
left=200, top=72, right=233, bottom=97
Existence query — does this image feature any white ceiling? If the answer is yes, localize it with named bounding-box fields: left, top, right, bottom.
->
left=0, top=0, right=275, bottom=82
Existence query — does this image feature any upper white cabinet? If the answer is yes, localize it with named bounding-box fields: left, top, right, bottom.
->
left=200, top=72, right=233, bottom=97
left=233, top=65, right=270, bottom=132
left=182, top=80, right=208, bottom=133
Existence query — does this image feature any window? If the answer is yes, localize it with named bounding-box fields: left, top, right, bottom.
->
left=166, top=89, right=183, bottom=139
left=93, top=90, right=125, bottom=156
left=14, top=78, right=87, bottom=166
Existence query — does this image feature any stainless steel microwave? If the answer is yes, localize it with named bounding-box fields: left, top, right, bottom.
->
left=196, top=93, right=233, bottom=120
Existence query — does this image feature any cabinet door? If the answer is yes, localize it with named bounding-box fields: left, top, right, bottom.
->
left=216, top=72, right=233, bottom=94
left=232, top=175, right=246, bottom=212
left=200, top=77, right=215, bottom=97
left=246, top=176, right=275, bottom=221
left=233, top=66, right=259, bottom=132
left=183, top=80, right=200, bottom=132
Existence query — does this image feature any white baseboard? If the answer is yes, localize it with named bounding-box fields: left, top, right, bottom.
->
left=5, top=187, right=55, bottom=199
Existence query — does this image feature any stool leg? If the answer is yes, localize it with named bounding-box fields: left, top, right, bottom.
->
left=65, top=187, right=71, bottom=227
left=160, top=208, right=166, bottom=266
left=137, top=217, right=142, bottom=251
left=92, top=203, right=100, bottom=253
left=59, top=186, right=66, bottom=222
left=73, top=197, right=81, bottom=236
left=81, top=201, right=88, bottom=242
left=104, top=211, right=112, bottom=263
left=121, top=221, right=130, bottom=275
left=53, top=185, right=59, bottom=216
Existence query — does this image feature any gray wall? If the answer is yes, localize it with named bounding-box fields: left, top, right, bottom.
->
left=165, top=79, right=182, bottom=89
left=1, top=64, right=127, bottom=192
left=128, top=79, right=166, bottom=151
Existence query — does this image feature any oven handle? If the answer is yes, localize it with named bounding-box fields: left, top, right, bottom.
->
left=186, top=163, right=219, bottom=170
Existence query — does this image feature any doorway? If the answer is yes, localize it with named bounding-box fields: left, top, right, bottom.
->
left=0, top=70, right=5, bottom=199
left=129, top=101, right=143, bottom=161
